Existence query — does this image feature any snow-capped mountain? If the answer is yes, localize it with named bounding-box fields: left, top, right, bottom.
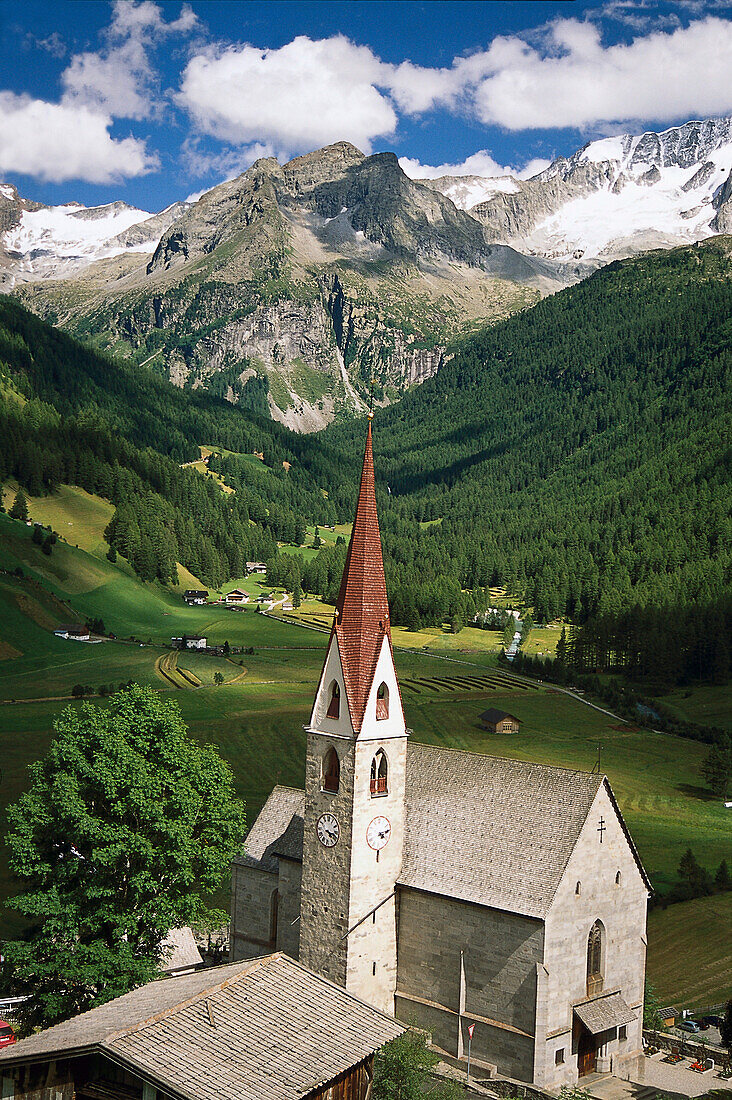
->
left=418, top=173, right=520, bottom=211
left=422, top=117, right=732, bottom=261
left=0, top=186, right=190, bottom=287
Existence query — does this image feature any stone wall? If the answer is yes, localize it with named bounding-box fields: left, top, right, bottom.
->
left=230, top=862, right=278, bottom=960
left=276, top=858, right=302, bottom=959
left=535, top=782, right=648, bottom=1090
left=396, top=888, right=543, bottom=1081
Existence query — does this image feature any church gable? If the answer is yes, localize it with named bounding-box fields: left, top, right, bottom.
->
left=358, top=634, right=406, bottom=741
left=310, top=633, right=353, bottom=738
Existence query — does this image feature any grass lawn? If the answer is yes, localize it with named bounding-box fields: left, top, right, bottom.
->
left=3, top=484, right=115, bottom=559
left=521, top=625, right=562, bottom=659
left=646, top=893, right=732, bottom=1009
left=1, top=510, right=730, bottom=1001
left=656, top=682, right=732, bottom=733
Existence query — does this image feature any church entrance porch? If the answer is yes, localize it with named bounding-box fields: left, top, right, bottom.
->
left=576, top=1021, right=597, bottom=1077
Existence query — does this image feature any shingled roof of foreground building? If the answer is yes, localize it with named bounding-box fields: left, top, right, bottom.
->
left=0, top=953, right=404, bottom=1100
left=235, top=743, right=650, bottom=920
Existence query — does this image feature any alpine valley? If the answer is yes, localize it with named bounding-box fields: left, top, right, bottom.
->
left=4, top=115, right=731, bottom=432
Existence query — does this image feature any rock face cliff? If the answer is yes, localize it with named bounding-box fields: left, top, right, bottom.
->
left=424, top=117, right=732, bottom=262
left=12, top=143, right=568, bottom=430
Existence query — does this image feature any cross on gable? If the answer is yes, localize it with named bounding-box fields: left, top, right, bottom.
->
left=597, top=817, right=606, bottom=843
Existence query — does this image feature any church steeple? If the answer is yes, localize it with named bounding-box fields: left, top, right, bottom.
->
left=308, top=417, right=405, bottom=741
left=332, top=417, right=391, bottom=734
left=300, top=416, right=408, bottom=1013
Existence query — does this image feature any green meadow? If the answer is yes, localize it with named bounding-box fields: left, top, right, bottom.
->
left=0, top=504, right=730, bottom=1004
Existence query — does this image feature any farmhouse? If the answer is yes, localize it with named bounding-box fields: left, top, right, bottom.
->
left=225, top=588, right=250, bottom=604
left=246, top=561, right=267, bottom=574
left=182, top=589, right=208, bottom=605
left=54, top=624, right=90, bottom=642
left=0, top=954, right=403, bottom=1100
left=171, top=635, right=207, bottom=650
left=479, top=707, right=522, bottom=733
left=231, top=419, right=650, bottom=1090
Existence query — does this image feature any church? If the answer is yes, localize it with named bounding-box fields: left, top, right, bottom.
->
left=230, top=417, right=651, bottom=1090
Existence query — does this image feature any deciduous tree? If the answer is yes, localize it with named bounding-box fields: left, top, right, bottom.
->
left=3, top=685, right=245, bottom=1032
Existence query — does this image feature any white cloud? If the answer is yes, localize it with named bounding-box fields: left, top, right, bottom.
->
left=0, top=93, right=158, bottom=183
left=62, top=0, right=198, bottom=120
left=179, top=35, right=397, bottom=153
left=399, top=150, right=551, bottom=181
left=180, top=136, right=277, bottom=181
left=471, top=16, right=732, bottom=130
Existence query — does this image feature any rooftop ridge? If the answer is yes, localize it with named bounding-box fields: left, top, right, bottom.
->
left=105, top=956, right=273, bottom=1044
left=408, top=740, right=600, bottom=781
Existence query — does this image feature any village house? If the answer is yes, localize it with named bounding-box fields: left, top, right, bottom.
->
left=479, top=708, right=522, bottom=734
left=224, top=588, right=250, bottom=605
left=0, top=954, right=402, bottom=1100
left=54, top=624, right=91, bottom=642
left=171, top=635, right=207, bottom=650
left=182, top=589, right=208, bottom=605
left=246, top=562, right=267, bottom=575
left=231, top=418, right=651, bottom=1090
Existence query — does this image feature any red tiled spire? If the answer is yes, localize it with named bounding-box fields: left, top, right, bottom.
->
left=333, top=417, right=391, bottom=733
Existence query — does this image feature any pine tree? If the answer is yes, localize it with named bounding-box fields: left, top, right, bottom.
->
left=702, top=734, right=732, bottom=798
left=9, top=489, right=29, bottom=522
left=715, top=859, right=730, bottom=891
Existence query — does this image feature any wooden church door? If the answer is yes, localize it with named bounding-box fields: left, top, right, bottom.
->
left=577, top=1026, right=597, bottom=1076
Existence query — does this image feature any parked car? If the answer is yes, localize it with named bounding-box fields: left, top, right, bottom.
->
left=0, top=1020, right=16, bottom=1048
left=678, top=1020, right=700, bottom=1033
left=702, top=1015, right=723, bottom=1028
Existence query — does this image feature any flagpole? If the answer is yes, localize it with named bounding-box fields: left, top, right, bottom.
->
left=467, top=1032, right=471, bottom=1083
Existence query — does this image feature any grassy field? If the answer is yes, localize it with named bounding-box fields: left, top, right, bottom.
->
left=646, top=893, right=732, bottom=1009
left=1, top=505, right=730, bottom=1003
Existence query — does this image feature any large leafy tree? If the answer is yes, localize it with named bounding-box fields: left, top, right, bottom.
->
left=4, top=685, right=245, bottom=1031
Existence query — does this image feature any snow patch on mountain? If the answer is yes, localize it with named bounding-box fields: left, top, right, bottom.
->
left=421, top=174, right=520, bottom=210
left=0, top=193, right=189, bottom=285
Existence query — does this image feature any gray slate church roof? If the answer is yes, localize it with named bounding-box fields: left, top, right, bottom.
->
left=236, top=743, right=641, bottom=920
left=0, top=953, right=403, bottom=1100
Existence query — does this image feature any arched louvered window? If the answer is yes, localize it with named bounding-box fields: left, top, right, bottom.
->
left=370, top=749, right=388, bottom=796
left=327, top=680, right=340, bottom=719
left=376, top=682, right=389, bottom=720
left=587, top=920, right=604, bottom=996
left=322, top=746, right=340, bottom=793
left=575, top=881, right=581, bottom=896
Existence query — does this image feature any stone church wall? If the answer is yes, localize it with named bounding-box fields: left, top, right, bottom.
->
left=276, top=857, right=302, bottom=959
left=536, top=783, right=648, bottom=1089
left=395, top=888, right=543, bottom=1081
left=230, top=863, right=278, bottom=960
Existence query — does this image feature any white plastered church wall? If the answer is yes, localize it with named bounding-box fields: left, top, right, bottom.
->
left=358, top=635, right=406, bottom=742
left=309, top=634, right=353, bottom=738
left=536, top=781, right=648, bottom=1088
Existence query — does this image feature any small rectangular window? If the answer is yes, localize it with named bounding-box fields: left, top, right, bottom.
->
left=618, top=1025, right=627, bottom=1041
left=555, top=1048, right=565, bottom=1065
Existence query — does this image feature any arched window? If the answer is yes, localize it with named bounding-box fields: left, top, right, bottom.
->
left=326, top=680, right=340, bottom=719
left=376, top=682, right=389, bottom=720
left=322, top=746, right=340, bottom=793
left=370, top=749, right=388, bottom=796
left=269, top=889, right=279, bottom=946
left=575, top=881, right=581, bottom=896
left=586, top=920, right=604, bottom=996
left=615, top=870, right=622, bottom=886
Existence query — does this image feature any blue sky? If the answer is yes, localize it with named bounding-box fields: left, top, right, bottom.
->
left=1, top=0, right=731, bottom=211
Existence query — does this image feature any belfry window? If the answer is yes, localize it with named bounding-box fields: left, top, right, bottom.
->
left=370, top=749, right=388, bottom=796
left=322, top=747, right=340, bottom=793
left=586, top=919, right=604, bottom=996
left=327, top=680, right=340, bottom=719
left=376, top=682, right=389, bottom=720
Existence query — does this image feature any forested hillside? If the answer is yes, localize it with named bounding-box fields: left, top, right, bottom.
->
left=1, top=237, right=730, bottom=649
left=0, top=297, right=346, bottom=586
left=324, top=238, right=731, bottom=631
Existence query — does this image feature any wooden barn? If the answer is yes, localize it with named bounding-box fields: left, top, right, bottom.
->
left=478, top=707, right=522, bottom=733
left=0, top=953, right=403, bottom=1100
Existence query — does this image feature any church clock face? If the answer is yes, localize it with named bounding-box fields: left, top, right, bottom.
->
left=367, top=815, right=391, bottom=851
left=317, top=812, right=340, bottom=848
